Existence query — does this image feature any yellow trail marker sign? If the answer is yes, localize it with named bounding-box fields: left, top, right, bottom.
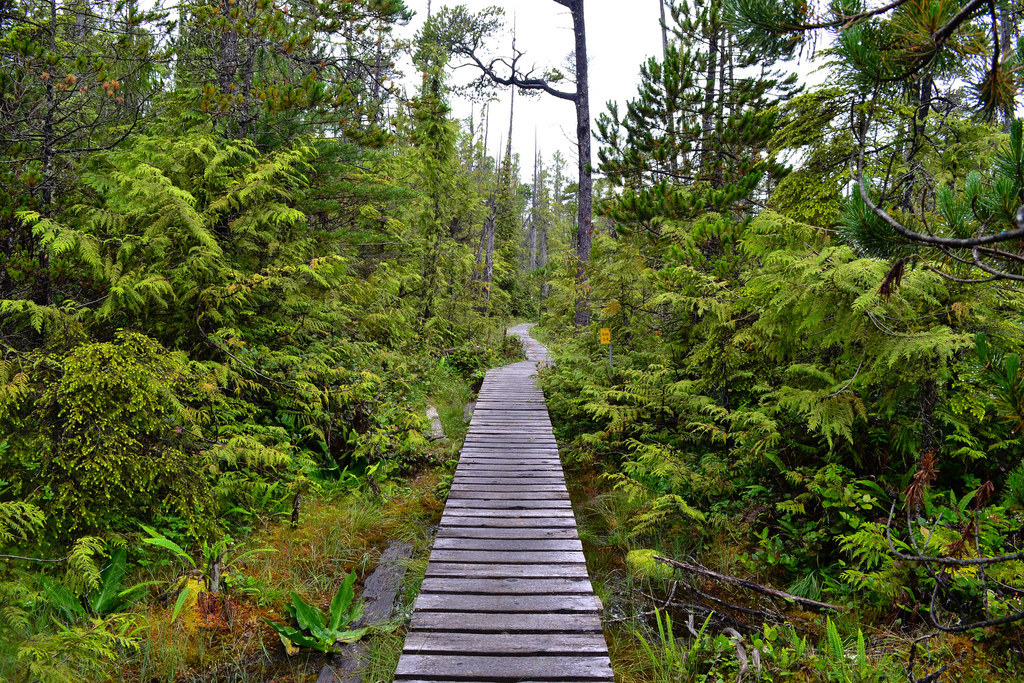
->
left=600, top=328, right=611, bottom=345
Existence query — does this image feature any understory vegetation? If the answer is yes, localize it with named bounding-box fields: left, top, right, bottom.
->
left=5, top=0, right=1024, bottom=679
left=535, top=0, right=1024, bottom=677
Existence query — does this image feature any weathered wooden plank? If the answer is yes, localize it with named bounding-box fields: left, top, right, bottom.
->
left=409, top=611, right=602, bottom=632
left=450, top=482, right=566, bottom=489
left=461, top=449, right=558, bottom=454
left=466, top=424, right=553, bottom=429
left=458, top=453, right=561, bottom=459
left=452, top=476, right=567, bottom=483
left=394, top=655, right=614, bottom=680
left=419, top=577, right=593, bottom=594
left=402, top=632, right=608, bottom=655
left=440, top=508, right=576, bottom=518
left=456, top=457, right=562, bottom=464
left=437, top=526, right=579, bottom=540
left=454, top=470, right=564, bottom=476
left=432, top=538, right=583, bottom=552
left=460, top=448, right=559, bottom=454
left=459, top=448, right=560, bottom=454
left=469, top=405, right=550, bottom=411
left=448, top=484, right=568, bottom=493
left=456, top=462, right=561, bottom=468
left=458, top=461, right=560, bottom=467
left=451, top=482, right=566, bottom=490
left=455, top=467, right=563, bottom=473
left=444, top=491, right=565, bottom=501
left=413, top=593, right=598, bottom=613
left=454, top=467, right=562, bottom=473
left=468, top=421, right=552, bottom=428
left=426, top=549, right=586, bottom=564
left=444, top=498, right=571, bottom=509
left=461, top=445, right=558, bottom=450
left=450, top=475, right=565, bottom=482
left=446, top=490, right=569, bottom=501
left=424, top=563, right=590, bottom=579
left=456, top=458, right=562, bottom=465
left=397, top=680, right=609, bottom=683
left=464, top=438, right=555, bottom=443
left=439, top=515, right=578, bottom=527
left=464, top=440, right=557, bottom=446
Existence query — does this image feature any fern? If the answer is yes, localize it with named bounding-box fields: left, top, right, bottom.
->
left=0, top=501, right=45, bottom=545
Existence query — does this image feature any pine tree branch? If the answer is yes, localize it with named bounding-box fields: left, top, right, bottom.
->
left=923, top=264, right=1002, bottom=283
left=852, top=148, right=1024, bottom=250
left=783, top=0, right=914, bottom=31
left=970, top=247, right=1024, bottom=281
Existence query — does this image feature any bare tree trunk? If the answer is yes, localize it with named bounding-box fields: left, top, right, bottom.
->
left=700, top=13, right=718, bottom=176
left=483, top=208, right=496, bottom=293
left=569, top=0, right=593, bottom=327
left=369, top=29, right=385, bottom=123
left=483, top=102, right=491, bottom=165
left=714, top=29, right=726, bottom=188
left=238, top=31, right=256, bottom=139
left=659, top=0, right=669, bottom=60
left=37, top=0, right=57, bottom=305
left=474, top=203, right=489, bottom=278
left=1000, top=3, right=1014, bottom=131
left=529, top=133, right=539, bottom=270
left=920, top=378, right=939, bottom=456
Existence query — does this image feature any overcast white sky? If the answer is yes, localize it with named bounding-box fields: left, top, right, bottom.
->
left=397, top=1, right=829, bottom=177
left=399, top=0, right=666, bottom=173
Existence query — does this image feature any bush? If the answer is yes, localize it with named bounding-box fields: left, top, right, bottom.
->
left=0, top=332, right=213, bottom=537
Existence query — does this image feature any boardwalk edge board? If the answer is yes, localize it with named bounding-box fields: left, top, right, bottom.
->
left=395, top=325, right=613, bottom=682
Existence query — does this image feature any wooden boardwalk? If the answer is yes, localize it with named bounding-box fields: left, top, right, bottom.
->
left=395, top=325, right=613, bottom=682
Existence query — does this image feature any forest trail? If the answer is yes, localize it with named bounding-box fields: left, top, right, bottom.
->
left=394, top=326, right=614, bottom=681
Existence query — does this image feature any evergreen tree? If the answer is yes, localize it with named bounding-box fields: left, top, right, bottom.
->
left=0, top=0, right=167, bottom=304
left=729, top=0, right=1024, bottom=282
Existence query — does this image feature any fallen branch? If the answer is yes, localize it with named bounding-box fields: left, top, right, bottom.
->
left=653, top=555, right=841, bottom=612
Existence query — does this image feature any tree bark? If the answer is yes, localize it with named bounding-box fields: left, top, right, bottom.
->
left=659, top=0, right=669, bottom=60
left=529, top=137, right=539, bottom=270
left=568, top=0, right=593, bottom=326
left=700, top=12, right=718, bottom=176
left=37, top=0, right=57, bottom=306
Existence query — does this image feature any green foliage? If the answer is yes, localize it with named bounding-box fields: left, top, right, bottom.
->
left=13, top=614, right=139, bottom=683
left=265, top=571, right=367, bottom=653
left=812, top=618, right=890, bottom=682
left=636, top=610, right=711, bottom=681
left=625, top=549, right=676, bottom=582
left=1, top=332, right=213, bottom=536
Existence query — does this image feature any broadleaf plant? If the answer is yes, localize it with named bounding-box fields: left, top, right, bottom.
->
left=265, top=571, right=367, bottom=653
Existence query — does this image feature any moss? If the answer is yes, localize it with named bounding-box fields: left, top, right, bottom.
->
left=625, top=549, right=675, bottom=582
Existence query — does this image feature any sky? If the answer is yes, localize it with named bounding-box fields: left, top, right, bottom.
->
left=399, top=0, right=667, bottom=173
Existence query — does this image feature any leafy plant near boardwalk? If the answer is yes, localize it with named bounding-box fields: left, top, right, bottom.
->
left=265, top=571, right=367, bottom=653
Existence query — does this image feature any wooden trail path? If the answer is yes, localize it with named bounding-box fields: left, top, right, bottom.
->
left=395, top=324, right=614, bottom=682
